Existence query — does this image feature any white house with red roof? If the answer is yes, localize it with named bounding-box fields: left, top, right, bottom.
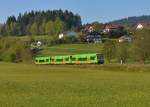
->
left=136, top=22, right=150, bottom=30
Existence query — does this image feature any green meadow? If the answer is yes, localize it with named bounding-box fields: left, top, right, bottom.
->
left=40, top=43, right=104, bottom=56
left=0, top=63, right=150, bottom=107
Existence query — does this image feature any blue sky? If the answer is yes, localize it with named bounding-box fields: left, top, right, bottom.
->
left=0, top=0, right=150, bottom=24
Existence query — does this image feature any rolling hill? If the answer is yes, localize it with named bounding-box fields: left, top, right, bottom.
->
left=110, top=15, right=150, bottom=27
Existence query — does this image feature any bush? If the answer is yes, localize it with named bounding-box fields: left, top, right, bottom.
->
left=9, top=53, right=17, bottom=62
left=116, top=42, right=129, bottom=64
left=0, top=37, right=32, bottom=63
left=102, top=41, right=116, bottom=63
left=132, top=29, right=150, bottom=63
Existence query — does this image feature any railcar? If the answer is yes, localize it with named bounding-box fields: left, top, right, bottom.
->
left=35, top=56, right=51, bottom=65
left=34, top=53, right=104, bottom=65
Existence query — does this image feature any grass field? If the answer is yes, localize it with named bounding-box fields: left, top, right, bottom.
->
left=15, top=35, right=51, bottom=42
left=0, top=63, right=150, bottom=107
left=40, top=43, right=104, bottom=56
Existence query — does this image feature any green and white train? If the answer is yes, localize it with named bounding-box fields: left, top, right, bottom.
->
left=34, top=53, right=104, bottom=65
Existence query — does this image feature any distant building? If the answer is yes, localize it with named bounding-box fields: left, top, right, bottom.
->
left=37, top=41, right=42, bottom=47
left=103, top=24, right=124, bottom=33
left=136, top=22, right=150, bottom=30
left=88, top=26, right=94, bottom=32
left=59, top=31, right=78, bottom=39
left=82, top=25, right=95, bottom=33
left=85, top=31, right=102, bottom=43
left=118, top=35, right=132, bottom=43
left=59, top=33, right=64, bottom=39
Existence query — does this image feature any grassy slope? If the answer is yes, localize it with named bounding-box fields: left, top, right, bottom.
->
left=12, top=35, right=116, bottom=57
left=0, top=63, right=150, bottom=107
left=13, top=35, right=104, bottom=56
left=40, top=43, right=104, bottom=56
left=14, top=35, right=51, bottom=42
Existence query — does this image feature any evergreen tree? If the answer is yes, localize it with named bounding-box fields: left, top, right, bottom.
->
left=0, top=9, right=82, bottom=36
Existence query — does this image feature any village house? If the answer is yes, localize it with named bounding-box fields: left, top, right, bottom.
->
left=85, top=31, right=102, bottom=43
left=136, top=22, right=150, bottom=30
left=103, top=24, right=124, bottom=33
left=82, top=25, right=94, bottom=33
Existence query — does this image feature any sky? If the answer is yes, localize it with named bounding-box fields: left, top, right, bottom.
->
left=0, top=0, right=150, bottom=24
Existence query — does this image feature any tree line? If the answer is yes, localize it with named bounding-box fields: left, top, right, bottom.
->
left=0, top=9, right=82, bottom=36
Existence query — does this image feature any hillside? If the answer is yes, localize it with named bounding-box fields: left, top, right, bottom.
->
left=14, top=36, right=104, bottom=56
left=39, top=44, right=104, bottom=56
left=110, top=15, right=150, bottom=27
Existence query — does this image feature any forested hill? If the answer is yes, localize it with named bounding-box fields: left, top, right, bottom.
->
left=110, top=15, right=150, bottom=27
left=0, top=9, right=82, bottom=36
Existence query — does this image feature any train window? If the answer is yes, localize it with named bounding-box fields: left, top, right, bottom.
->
left=97, top=54, right=104, bottom=60
left=65, top=58, right=69, bottom=61
left=56, top=59, right=63, bottom=62
left=39, top=60, right=45, bottom=62
left=79, top=57, right=87, bottom=61
left=97, top=54, right=104, bottom=64
left=72, top=58, right=76, bottom=61
left=46, top=59, right=49, bottom=62
left=90, top=57, right=95, bottom=60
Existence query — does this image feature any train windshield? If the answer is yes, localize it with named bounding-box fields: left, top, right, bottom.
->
left=97, top=54, right=104, bottom=64
left=97, top=54, right=104, bottom=59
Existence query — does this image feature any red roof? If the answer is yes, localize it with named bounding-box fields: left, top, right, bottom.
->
left=105, top=24, right=124, bottom=29
left=138, top=22, right=150, bottom=27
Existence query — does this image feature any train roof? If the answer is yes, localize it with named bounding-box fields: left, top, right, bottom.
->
left=35, top=53, right=103, bottom=59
